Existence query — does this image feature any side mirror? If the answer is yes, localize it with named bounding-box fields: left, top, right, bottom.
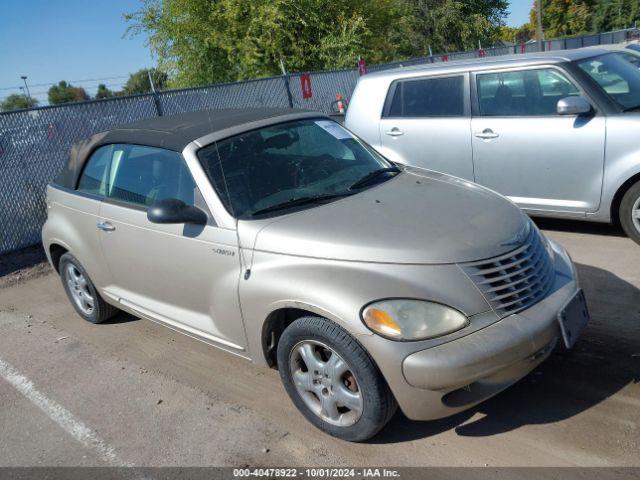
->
left=147, top=198, right=207, bottom=225
left=557, top=96, right=593, bottom=116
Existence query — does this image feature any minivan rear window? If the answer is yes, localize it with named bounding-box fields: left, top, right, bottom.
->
left=384, top=76, right=464, bottom=118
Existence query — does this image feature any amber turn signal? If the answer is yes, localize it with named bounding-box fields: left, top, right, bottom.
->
left=363, top=308, right=402, bottom=338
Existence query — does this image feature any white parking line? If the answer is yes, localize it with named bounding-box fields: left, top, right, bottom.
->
left=0, top=357, right=130, bottom=467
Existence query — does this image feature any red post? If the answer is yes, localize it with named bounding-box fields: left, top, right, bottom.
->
left=300, top=74, right=312, bottom=99
left=357, top=58, right=367, bottom=76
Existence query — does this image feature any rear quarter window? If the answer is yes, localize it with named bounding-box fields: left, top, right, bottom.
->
left=76, top=145, right=113, bottom=196
left=384, top=76, right=465, bottom=118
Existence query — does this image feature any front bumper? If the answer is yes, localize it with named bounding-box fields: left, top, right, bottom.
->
left=369, top=240, right=585, bottom=421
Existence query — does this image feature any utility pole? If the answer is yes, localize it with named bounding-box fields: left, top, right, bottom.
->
left=147, top=70, right=164, bottom=116
left=536, top=0, right=544, bottom=51
left=20, top=76, right=32, bottom=103
left=147, top=70, right=156, bottom=93
left=279, top=58, right=294, bottom=108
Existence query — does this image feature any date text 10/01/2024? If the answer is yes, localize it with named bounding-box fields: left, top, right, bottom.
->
left=233, top=468, right=401, bottom=478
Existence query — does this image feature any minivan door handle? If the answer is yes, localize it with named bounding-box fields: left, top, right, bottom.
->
left=385, top=128, right=404, bottom=137
left=97, top=221, right=115, bottom=232
left=474, top=128, right=499, bottom=140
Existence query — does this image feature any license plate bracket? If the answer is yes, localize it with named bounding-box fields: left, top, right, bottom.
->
left=558, top=289, right=589, bottom=349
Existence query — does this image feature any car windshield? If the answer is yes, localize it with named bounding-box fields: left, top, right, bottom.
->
left=197, top=119, right=396, bottom=219
left=577, top=53, right=640, bottom=111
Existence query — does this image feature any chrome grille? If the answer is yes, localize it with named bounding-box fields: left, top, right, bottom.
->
left=461, top=228, right=554, bottom=316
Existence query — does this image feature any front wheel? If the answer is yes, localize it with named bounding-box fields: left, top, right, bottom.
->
left=619, top=181, right=640, bottom=246
left=277, top=316, right=397, bottom=441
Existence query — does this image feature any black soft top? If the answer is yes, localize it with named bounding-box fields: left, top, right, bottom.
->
left=55, top=108, right=323, bottom=189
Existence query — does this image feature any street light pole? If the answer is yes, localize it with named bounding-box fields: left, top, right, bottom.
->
left=20, top=76, right=32, bottom=103
left=536, top=0, right=545, bottom=51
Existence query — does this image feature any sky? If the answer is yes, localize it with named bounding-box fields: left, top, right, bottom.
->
left=0, top=0, right=533, bottom=106
left=0, top=0, right=154, bottom=105
left=507, top=0, right=534, bottom=28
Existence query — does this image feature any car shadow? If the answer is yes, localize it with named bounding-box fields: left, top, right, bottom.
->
left=531, top=216, right=627, bottom=238
left=371, top=262, right=640, bottom=444
left=99, top=311, right=139, bottom=325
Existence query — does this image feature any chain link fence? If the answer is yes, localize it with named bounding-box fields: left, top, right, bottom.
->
left=1, top=27, right=638, bottom=254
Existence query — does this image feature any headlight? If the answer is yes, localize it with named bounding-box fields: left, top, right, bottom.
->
left=361, top=299, right=468, bottom=341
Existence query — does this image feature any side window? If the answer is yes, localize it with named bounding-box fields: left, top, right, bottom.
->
left=384, top=76, right=465, bottom=117
left=477, top=68, right=580, bottom=116
left=77, top=145, right=113, bottom=196
left=107, top=145, right=198, bottom=208
left=537, top=69, right=580, bottom=97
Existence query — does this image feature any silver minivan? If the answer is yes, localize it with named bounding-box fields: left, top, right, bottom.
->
left=43, top=108, right=588, bottom=441
left=346, top=48, right=640, bottom=245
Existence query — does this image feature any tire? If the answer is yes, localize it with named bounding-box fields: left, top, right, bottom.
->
left=619, top=180, right=640, bottom=246
left=277, top=316, right=397, bottom=441
left=58, top=253, right=118, bottom=324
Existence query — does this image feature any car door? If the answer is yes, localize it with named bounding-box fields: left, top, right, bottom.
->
left=60, top=144, right=114, bottom=290
left=471, top=65, right=606, bottom=215
left=96, top=143, right=248, bottom=355
left=378, top=73, right=474, bottom=181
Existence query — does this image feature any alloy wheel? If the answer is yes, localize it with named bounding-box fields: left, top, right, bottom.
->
left=64, top=263, right=95, bottom=316
left=289, top=340, right=363, bottom=427
left=632, top=195, right=640, bottom=234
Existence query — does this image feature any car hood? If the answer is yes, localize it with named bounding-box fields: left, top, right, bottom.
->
left=239, top=167, right=529, bottom=265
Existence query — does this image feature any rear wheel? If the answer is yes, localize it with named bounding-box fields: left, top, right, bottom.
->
left=277, top=316, right=396, bottom=441
left=59, top=253, right=118, bottom=324
left=619, top=181, right=640, bottom=246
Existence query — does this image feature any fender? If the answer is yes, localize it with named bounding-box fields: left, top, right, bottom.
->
left=239, top=249, right=489, bottom=367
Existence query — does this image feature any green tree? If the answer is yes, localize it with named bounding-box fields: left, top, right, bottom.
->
left=122, top=68, right=168, bottom=94
left=401, top=0, right=509, bottom=55
left=95, top=83, right=115, bottom=99
left=126, top=0, right=509, bottom=87
left=0, top=94, right=38, bottom=111
left=499, top=23, right=534, bottom=44
left=591, top=0, right=640, bottom=32
left=527, top=0, right=640, bottom=39
left=48, top=81, right=90, bottom=105
left=529, top=0, right=594, bottom=38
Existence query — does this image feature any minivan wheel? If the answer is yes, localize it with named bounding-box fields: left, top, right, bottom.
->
left=58, top=253, right=118, bottom=324
left=620, top=181, right=640, bottom=246
left=277, top=316, right=397, bottom=441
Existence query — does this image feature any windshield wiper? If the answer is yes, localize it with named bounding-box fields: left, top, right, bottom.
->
left=251, top=193, right=353, bottom=217
left=348, top=166, right=400, bottom=190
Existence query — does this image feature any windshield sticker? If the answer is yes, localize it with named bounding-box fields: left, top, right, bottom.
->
left=315, top=120, right=352, bottom=140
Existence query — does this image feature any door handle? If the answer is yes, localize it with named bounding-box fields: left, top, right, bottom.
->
left=385, top=128, right=404, bottom=137
left=474, top=128, right=499, bottom=140
left=97, top=221, right=115, bottom=232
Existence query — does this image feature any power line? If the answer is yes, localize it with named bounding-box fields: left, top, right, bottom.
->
left=22, top=82, right=128, bottom=96
left=0, top=75, right=130, bottom=91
